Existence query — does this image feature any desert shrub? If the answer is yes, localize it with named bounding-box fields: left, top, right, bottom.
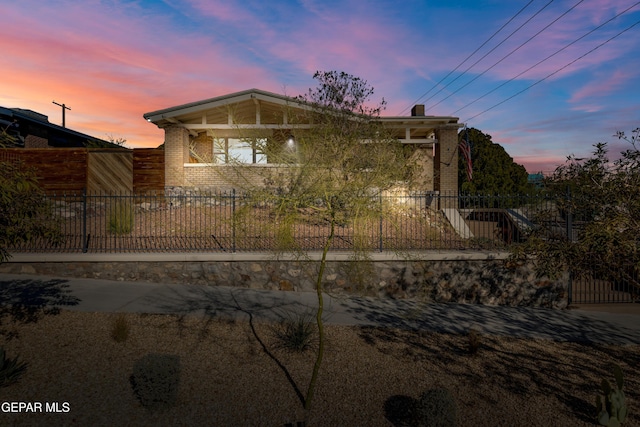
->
left=108, top=200, right=134, bottom=234
left=130, top=353, right=180, bottom=410
left=270, top=312, right=317, bottom=353
left=467, top=327, right=482, bottom=355
left=383, top=394, right=417, bottom=426
left=0, top=159, right=61, bottom=261
left=110, top=313, right=130, bottom=343
left=0, top=346, right=27, bottom=387
left=414, top=387, right=459, bottom=427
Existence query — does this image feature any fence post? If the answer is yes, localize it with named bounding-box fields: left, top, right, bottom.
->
left=565, top=187, right=573, bottom=242
left=379, top=193, right=383, bottom=252
left=565, top=187, right=573, bottom=305
left=232, top=188, right=236, bottom=253
left=82, top=188, right=88, bottom=253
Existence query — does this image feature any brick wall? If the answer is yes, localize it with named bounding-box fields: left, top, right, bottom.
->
left=164, top=127, right=188, bottom=187
left=435, top=126, right=459, bottom=195
left=184, top=164, right=285, bottom=190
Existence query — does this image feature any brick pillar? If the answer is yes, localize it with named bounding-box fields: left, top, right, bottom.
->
left=408, top=146, right=434, bottom=191
left=435, top=126, right=459, bottom=208
left=164, top=126, right=189, bottom=187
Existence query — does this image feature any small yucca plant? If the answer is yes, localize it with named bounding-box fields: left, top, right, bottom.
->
left=270, top=312, right=317, bottom=353
left=0, top=347, right=27, bottom=387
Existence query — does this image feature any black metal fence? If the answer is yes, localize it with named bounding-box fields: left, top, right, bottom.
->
left=9, top=191, right=553, bottom=253
left=7, top=190, right=639, bottom=303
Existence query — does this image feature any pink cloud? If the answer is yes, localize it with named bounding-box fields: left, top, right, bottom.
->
left=513, top=156, right=565, bottom=173
left=569, top=69, right=632, bottom=105
left=0, top=1, right=291, bottom=148
left=182, top=0, right=256, bottom=22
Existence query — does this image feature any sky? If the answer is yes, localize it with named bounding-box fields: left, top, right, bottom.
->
left=1, top=0, right=639, bottom=173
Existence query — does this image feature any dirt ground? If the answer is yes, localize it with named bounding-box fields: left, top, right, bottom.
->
left=0, top=310, right=638, bottom=426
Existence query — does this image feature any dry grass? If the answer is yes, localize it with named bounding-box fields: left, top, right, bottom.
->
left=0, top=310, right=639, bottom=426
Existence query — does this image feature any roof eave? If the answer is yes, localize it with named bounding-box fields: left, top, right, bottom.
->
left=143, top=89, right=311, bottom=125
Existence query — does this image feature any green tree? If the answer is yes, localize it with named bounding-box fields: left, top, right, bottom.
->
left=458, top=128, right=531, bottom=195
left=511, top=128, right=640, bottom=296
left=0, top=131, right=61, bottom=262
left=227, top=71, right=410, bottom=412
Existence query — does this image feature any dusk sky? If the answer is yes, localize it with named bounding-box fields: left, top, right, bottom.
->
left=2, top=0, right=639, bottom=172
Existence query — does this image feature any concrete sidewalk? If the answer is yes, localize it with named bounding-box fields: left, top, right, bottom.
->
left=1, top=273, right=639, bottom=346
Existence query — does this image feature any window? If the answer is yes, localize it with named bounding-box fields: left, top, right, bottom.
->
left=195, top=137, right=267, bottom=164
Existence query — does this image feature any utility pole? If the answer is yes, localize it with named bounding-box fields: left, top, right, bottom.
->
left=52, top=101, right=71, bottom=128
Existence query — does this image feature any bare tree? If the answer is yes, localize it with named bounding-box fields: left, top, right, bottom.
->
left=222, top=71, right=412, bottom=411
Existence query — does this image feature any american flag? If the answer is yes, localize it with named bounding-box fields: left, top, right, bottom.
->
left=459, top=130, right=472, bottom=182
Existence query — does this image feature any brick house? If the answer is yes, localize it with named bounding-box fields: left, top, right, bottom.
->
left=143, top=89, right=462, bottom=193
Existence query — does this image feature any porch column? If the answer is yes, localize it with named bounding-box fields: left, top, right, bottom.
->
left=164, top=126, right=189, bottom=188
left=434, top=126, right=459, bottom=195
left=435, top=126, right=459, bottom=209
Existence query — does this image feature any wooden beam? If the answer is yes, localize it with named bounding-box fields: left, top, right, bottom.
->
left=399, top=138, right=438, bottom=144
left=254, top=98, right=261, bottom=125
left=179, top=123, right=313, bottom=130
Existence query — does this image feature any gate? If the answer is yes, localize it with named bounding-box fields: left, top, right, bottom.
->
left=570, top=265, right=639, bottom=304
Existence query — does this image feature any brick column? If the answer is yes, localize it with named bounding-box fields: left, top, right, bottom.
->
left=435, top=127, right=458, bottom=194
left=164, top=126, right=189, bottom=187
left=435, top=126, right=459, bottom=208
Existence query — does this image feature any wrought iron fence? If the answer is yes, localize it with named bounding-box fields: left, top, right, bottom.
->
left=7, top=189, right=639, bottom=303
left=7, top=190, right=558, bottom=253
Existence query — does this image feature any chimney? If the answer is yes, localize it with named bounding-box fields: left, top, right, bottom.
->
left=411, top=104, right=425, bottom=116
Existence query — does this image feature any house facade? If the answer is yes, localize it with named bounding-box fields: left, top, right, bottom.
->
left=143, top=89, right=462, bottom=193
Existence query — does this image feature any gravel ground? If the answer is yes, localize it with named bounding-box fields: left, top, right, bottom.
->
left=1, top=310, right=639, bottom=426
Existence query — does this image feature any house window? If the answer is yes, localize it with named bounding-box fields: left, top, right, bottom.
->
left=208, top=137, right=267, bottom=164
left=228, top=138, right=260, bottom=163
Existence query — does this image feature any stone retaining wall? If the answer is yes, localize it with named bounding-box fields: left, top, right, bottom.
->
left=0, top=256, right=568, bottom=308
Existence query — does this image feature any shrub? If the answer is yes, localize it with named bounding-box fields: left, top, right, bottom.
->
left=108, top=200, right=134, bottom=234
left=270, top=312, right=317, bottom=353
left=467, top=327, right=482, bottom=355
left=130, top=353, right=180, bottom=410
left=414, top=387, right=459, bottom=427
left=597, top=364, right=628, bottom=426
left=0, top=346, right=27, bottom=388
left=110, top=313, right=130, bottom=343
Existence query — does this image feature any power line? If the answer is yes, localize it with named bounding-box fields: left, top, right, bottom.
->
left=427, top=0, right=585, bottom=113
left=397, top=0, right=536, bottom=115
left=452, top=1, right=640, bottom=116
left=422, top=0, right=557, bottom=114
left=462, top=18, right=640, bottom=123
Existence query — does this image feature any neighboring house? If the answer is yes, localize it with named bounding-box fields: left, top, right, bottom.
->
left=0, top=106, right=116, bottom=148
left=143, top=89, right=462, bottom=193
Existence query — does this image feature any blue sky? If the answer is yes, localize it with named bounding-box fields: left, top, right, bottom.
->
left=1, top=0, right=639, bottom=172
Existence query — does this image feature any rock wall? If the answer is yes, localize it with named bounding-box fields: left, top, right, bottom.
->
left=0, top=258, right=568, bottom=309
